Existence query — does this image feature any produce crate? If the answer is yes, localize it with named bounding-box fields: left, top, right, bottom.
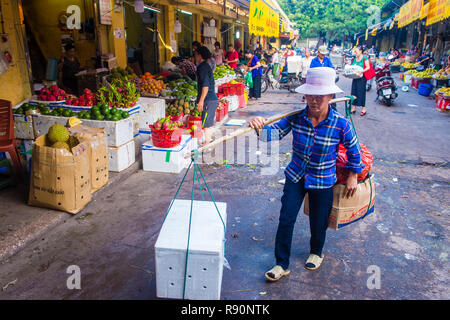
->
left=32, top=114, right=133, bottom=147
left=142, top=135, right=194, bottom=174
left=75, top=69, right=110, bottom=96
left=237, top=94, right=245, bottom=109
left=436, top=95, right=450, bottom=111
left=138, top=97, right=166, bottom=129
left=108, top=139, right=135, bottom=172
left=155, top=199, right=227, bottom=300
left=13, top=114, right=35, bottom=140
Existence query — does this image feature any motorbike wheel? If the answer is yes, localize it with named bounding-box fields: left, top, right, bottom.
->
left=261, top=78, right=269, bottom=93
left=288, top=78, right=301, bottom=93
left=384, top=98, right=392, bottom=106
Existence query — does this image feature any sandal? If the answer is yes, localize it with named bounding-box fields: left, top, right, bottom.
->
left=351, top=110, right=356, bottom=114
left=265, top=265, right=290, bottom=282
left=305, top=254, right=324, bottom=271
left=360, top=111, right=367, bottom=116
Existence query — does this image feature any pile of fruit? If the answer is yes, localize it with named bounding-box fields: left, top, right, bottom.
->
left=410, top=69, right=434, bottom=78
left=65, top=89, right=97, bottom=106
left=152, top=117, right=184, bottom=131
left=436, top=87, right=450, bottom=96
left=107, top=67, right=137, bottom=84
left=214, top=65, right=235, bottom=80
left=77, top=104, right=130, bottom=121
left=96, top=81, right=140, bottom=109
left=46, top=123, right=79, bottom=153
left=401, top=62, right=416, bottom=69
left=14, top=103, right=50, bottom=115
left=167, top=78, right=198, bottom=101
left=392, top=61, right=401, bottom=65
left=166, top=99, right=200, bottom=117
left=37, top=85, right=66, bottom=102
left=139, top=72, right=167, bottom=96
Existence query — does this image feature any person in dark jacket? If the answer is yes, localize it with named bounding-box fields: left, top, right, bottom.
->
left=245, top=50, right=263, bottom=100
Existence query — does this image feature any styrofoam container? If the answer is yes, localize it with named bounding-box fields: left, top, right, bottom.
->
left=286, top=56, right=302, bottom=74
left=108, top=139, right=135, bottom=172
left=138, top=97, right=166, bottom=129
left=223, top=95, right=239, bottom=112
left=155, top=199, right=227, bottom=300
left=142, top=135, right=194, bottom=174
left=32, top=114, right=133, bottom=147
left=13, top=114, right=35, bottom=140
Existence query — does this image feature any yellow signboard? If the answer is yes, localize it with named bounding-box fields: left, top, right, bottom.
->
left=249, top=0, right=280, bottom=38
left=420, top=2, right=429, bottom=19
left=398, top=0, right=423, bottom=28
left=426, top=0, right=448, bottom=26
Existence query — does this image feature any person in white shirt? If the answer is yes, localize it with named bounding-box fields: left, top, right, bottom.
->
left=300, top=48, right=314, bottom=84
left=271, top=48, right=280, bottom=78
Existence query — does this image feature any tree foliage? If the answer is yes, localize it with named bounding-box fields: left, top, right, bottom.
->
left=279, top=0, right=388, bottom=42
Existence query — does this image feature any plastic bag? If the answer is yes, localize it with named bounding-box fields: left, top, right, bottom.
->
left=336, top=144, right=373, bottom=185
left=244, top=72, right=253, bottom=88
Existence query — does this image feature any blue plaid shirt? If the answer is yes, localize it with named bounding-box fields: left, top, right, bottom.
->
left=261, top=106, right=364, bottom=189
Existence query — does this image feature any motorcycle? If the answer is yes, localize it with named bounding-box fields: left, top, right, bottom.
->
left=261, top=64, right=301, bottom=93
left=374, top=62, right=398, bottom=106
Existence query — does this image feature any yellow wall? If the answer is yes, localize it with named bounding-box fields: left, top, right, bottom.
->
left=21, top=0, right=97, bottom=67
left=0, top=0, right=32, bottom=106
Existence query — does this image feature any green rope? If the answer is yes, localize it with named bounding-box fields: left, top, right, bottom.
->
left=182, top=162, right=197, bottom=299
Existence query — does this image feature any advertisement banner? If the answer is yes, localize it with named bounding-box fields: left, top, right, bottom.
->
left=249, top=0, right=279, bottom=38
left=426, top=0, right=448, bottom=25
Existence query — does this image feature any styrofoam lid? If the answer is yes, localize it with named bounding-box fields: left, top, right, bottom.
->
left=155, top=200, right=227, bottom=254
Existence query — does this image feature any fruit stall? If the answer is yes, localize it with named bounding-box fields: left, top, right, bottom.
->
left=10, top=63, right=244, bottom=214
left=435, top=87, right=450, bottom=112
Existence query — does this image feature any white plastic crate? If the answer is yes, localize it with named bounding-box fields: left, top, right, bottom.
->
left=138, top=97, right=166, bottom=129
left=108, top=139, right=135, bottom=172
left=32, top=114, right=133, bottom=147
left=286, top=56, right=302, bottom=74
left=155, top=199, right=227, bottom=300
left=142, top=135, right=194, bottom=174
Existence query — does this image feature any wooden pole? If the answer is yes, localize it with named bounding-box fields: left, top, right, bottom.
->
left=188, top=96, right=354, bottom=158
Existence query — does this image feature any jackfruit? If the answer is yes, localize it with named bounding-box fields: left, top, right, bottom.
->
left=52, top=141, right=71, bottom=152
left=47, top=124, right=70, bottom=144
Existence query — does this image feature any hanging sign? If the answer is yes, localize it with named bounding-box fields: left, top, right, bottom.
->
left=99, top=0, right=112, bottom=25
left=426, top=0, right=448, bottom=26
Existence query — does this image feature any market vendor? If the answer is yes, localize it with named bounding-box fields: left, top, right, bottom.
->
left=58, top=43, right=82, bottom=94
left=171, top=56, right=197, bottom=81
left=249, top=67, right=363, bottom=280
left=195, top=46, right=218, bottom=146
left=224, top=44, right=239, bottom=70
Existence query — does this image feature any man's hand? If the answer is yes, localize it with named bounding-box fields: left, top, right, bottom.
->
left=197, top=100, right=204, bottom=112
left=344, top=172, right=358, bottom=199
left=249, top=116, right=266, bottom=130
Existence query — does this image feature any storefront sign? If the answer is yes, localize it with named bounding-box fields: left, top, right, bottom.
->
left=99, top=0, right=112, bottom=25
left=420, top=2, right=430, bottom=19
left=398, top=0, right=423, bottom=28
left=426, top=0, right=448, bottom=26
left=249, top=0, right=279, bottom=38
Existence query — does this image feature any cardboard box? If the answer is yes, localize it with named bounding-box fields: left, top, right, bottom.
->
left=137, top=97, right=166, bottom=129
left=28, top=135, right=92, bottom=214
left=155, top=199, right=227, bottom=300
left=142, top=135, right=193, bottom=174
left=304, top=175, right=375, bottom=230
left=32, top=114, right=134, bottom=147
left=70, top=125, right=109, bottom=193
left=108, top=140, right=135, bottom=172
left=13, top=114, right=35, bottom=140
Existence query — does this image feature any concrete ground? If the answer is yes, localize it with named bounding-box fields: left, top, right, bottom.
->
left=0, top=74, right=449, bottom=300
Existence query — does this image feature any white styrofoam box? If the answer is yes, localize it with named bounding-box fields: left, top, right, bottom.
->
left=32, top=114, right=133, bottom=147
left=28, top=99, right=65, bottom=106
left=155, top=199, right=227, bottom=300
left=32, top=114, right=68, bottom=138
left=142, top=135, right=193, bottom=174
left=286, top=56, right=302, bottom=74
left=13, top=114, right=35, bottom=140
left=138, top=97, right=166, bottom=129
left=108, top=139, right=135, bottom=172
left=223, top=95, right=239, bottom=112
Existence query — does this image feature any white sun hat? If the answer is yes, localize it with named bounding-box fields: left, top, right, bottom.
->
left=295, top=67, right=344, bottom=95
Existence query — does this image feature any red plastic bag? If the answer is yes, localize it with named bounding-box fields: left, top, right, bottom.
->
left=336, top=144, right=373, bottom=185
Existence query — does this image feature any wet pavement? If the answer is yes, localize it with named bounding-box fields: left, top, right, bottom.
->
left=0, top=74, right=449, bottom=300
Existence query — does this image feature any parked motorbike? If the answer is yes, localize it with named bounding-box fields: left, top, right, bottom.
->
left=261, top=64, right=301, bottom=93
left=374, top=62, right=398, bottom=106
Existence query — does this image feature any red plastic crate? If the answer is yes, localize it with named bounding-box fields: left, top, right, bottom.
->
left=238, top=94, right=245, bottom=108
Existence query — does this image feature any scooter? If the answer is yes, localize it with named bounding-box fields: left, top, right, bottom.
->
left=374, top=62, right=398, bottom=106
left=261, top=64, right=301, bottom=93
